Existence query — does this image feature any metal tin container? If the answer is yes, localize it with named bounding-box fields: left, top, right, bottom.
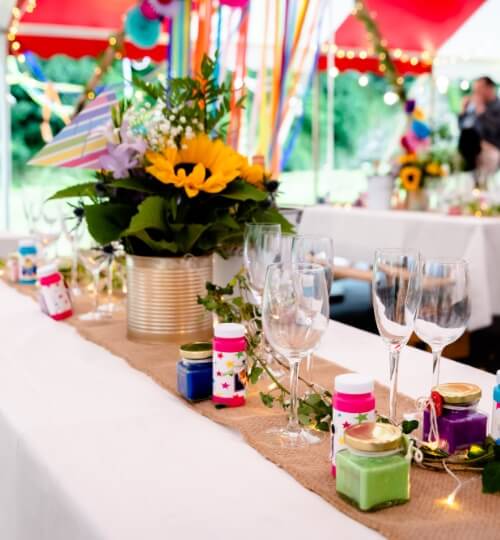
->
left=126, top=254, right=213, bottom=343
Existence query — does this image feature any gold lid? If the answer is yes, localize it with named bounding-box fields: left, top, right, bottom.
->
left=433, top=383, right=481, bottom=404
left=344, top=422, right=403, bottom=453
left=179, top=342, right=212, bottom=361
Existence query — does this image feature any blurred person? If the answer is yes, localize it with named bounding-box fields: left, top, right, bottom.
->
left=459, top=76, right=500, bottom=183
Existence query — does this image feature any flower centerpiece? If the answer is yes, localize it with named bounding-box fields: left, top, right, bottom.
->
left=395, top=117, right=461, bottom=211
left=52, top=55, right=291, bottom=342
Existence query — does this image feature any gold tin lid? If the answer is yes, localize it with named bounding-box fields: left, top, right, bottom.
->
left=433, top=382, right=481, bottom=404
left=344, top=422, right=403, bottom=453
left=179, top=342, right=213, bottom=361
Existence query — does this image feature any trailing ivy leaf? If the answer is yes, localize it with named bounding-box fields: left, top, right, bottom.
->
left=220, top=180, right=267, bottom=202
left=316, top=421, right=331, bottom=432
left=122, top=196, right=166, bottom=235
left=84, top=203, right=135, bottom=245
left=49, top=182, right=97, bottom=200
left=249, top=366, right=263, bottom=384
left=401, top=419, right=419, bottom=435
left=260, top=392, right=275, bottom=408
left=482, top=461, right=500, bottom=493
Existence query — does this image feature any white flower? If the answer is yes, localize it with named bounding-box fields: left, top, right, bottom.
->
left=180, top=116, right=186, bottom=123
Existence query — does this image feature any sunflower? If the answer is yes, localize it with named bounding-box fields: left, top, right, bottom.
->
left=400, top=166, right=422, bottom=191
left=146, top=135, right=242, bottom=198
left=239, top=160, right=266, bottom=189
left=425, top=162, right=443, bottom=176
left=398, top=153, right=417, bottom=164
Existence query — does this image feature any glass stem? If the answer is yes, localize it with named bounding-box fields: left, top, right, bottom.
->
left=93, top=270, right=100, bottom=313
left=71, top=237, right=78, bottom=289
left=432, top=348, right=442, bottom=388
left=389, top=349, right=400, bottom=424
left=287, top=357, right=301, bottom=434
left=107, top=258, right=113, bottom=303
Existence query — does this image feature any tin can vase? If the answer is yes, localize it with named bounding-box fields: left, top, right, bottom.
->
left=126, top=254, right=213, bottom=343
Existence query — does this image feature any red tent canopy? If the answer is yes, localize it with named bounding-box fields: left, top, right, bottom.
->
left=14, top=0, right=168, bottom=61
left=318, top=0, right=485, bottom=75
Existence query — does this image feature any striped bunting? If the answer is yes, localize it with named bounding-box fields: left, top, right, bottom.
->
left=29, top=88, right=118, bottom=169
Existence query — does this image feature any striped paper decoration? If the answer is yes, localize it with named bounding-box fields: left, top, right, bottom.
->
left=28, top=89, right=118, bottom=169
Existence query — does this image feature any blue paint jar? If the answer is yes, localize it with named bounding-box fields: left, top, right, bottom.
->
left=177, top=342, right=213, bottom=402
left=18, top=239, right=38, bottom=285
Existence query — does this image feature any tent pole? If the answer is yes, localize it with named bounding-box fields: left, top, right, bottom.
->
left=0, top=33, right=11, bottom=230
left=312, top=66, right=321, bottom=203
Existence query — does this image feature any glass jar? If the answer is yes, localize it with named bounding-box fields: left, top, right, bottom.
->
left=423, top=383, right=488, bottom=454
left=336, top=422, right=410, bottom=512
left=176, top=342, right=213, bottom=402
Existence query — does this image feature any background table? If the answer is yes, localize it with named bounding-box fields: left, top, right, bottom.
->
left=0, top=281, right=495, bottom=540
left=300, top=205, right=500, bottom=330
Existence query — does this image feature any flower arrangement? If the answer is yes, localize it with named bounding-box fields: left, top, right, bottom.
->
left=396, top=150, right=451, bottom=192
left=52, top=55, right=291, bottom=256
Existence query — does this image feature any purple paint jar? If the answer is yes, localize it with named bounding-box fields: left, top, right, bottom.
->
left=423, top=383, right=487, bottom=455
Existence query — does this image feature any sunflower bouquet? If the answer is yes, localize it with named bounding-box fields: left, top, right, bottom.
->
left=396, top=151, right=451, bottom=192
left=51, top=55, right=290, bottom=256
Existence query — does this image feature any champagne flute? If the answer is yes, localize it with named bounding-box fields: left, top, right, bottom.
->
left=243, top=223, right=283, bottom=376
left=372, top=249, right=421, bottom=423
left=98, top=242, right=126, bottom=316
left=78, top=225, right=111, bottom=322
left=414, top=259, right=470, bottom=387
left=262, top=262, right=330, bottom=447
left=243, top=223, right=281, bottom=303
left=292, top=235, right=334, bottom=385
left=33, top=201, right=61, bottom=262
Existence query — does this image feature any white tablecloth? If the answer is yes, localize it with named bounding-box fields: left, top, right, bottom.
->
left=300, top=205, right=500, bottom=330
left=0, top=281, right=495, bottom=540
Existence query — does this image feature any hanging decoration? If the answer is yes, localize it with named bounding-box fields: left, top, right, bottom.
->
left=125, top=0, right=176, bottom=49
left=169, top=0, right=191, bottom=78
left=352, top=0, right=407, bottom=101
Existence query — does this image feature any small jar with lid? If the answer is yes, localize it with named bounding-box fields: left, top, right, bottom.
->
left=423, top=383, right=488, bottom=454
left=335, top=422, right=410, bottom=512
left=176, top=342, right=213, bottom=402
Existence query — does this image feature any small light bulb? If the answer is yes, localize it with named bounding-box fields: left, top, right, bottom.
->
left=358, top=75, right=369, bottom=87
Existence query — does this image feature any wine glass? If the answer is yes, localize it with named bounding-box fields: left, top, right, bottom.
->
left=61, top=204, right=85, bottom=296
left=33, top=201, right=61, bottom=262
left=372, top=249, right=421, bottom=423
left=262, top=262, right=330, bottom=447
left=243, top=223, right=281, bottom=303
left=78, top=226, right=111, bottom=322
left=414, top=259, right=470, bottom=387
left=243, top=223, right=284, bottom=377
left=98, top=242, right=126, bottom=316
left=292, top=235, right=334, bottom=385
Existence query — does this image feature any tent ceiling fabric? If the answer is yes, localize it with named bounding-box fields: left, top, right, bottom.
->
left=16, top=0, right=166, bottom=60
left=335, top=0, right=485, bottom=53
left=320, top=0, right=485, bottom=75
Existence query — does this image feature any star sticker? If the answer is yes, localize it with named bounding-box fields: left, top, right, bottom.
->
left=217, top=352, right=223, bottom=359
left=216, top=371, right=222, bottom=376
left=342, top=421, right=351, bottom=429
left=338, top=435, right=345, bottom=445
left=222, top=382, right=230, bottom=389
left=355, top=413, right=369, bottom=424
left=225, top=360, right=234, bottom=368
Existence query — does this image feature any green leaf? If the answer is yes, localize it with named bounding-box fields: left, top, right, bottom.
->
left=220, top=180, right=267, bottom=202
left=177, top=224, right=209, bottom=252
left=249, top=366, right=263, bottom=384
left=482, top=462, right=500, bottom=493
left=84, top=203, right=135, bottom=245
left=49, top=182, right=97, bottom=200
left=401, top=419, right=419, bottom=435
left=253, top=208, right=294, bottom=233
left=122, top=196, right=166, bottom=235
left=260, top=392, right=275, bottom=408
left=111, top=178, right=159, bottom=194
left=133, top=230, right=178, bottom=254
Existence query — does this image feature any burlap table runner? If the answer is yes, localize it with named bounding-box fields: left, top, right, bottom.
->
left=6, top=281, right=500, bottom=539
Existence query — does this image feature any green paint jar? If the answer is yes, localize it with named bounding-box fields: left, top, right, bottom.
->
left=336, top=422, right=410, bottom=512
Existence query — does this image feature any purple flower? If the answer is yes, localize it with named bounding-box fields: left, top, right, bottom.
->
left=98, top=121, right=147, bottom=178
